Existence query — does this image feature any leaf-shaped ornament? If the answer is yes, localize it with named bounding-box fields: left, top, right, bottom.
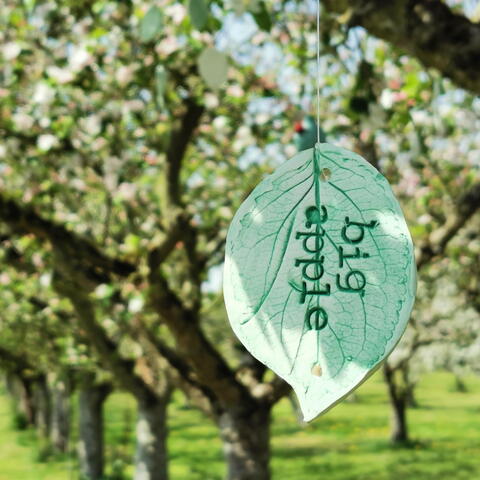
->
left=189, top=0, right=209, bottom=31
left=198, top=48, right=228, bottom=90
left=224, top=143, right=416, bottom=421
left=139, top=6, right=163, bottom=43
left=154, top=65, right=168, bottom=108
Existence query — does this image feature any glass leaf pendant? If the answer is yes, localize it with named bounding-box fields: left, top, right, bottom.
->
left=224, top=143, right=417, bottom=421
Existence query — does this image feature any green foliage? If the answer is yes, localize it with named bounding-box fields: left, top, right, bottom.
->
left=11, top=411, right=29, bottom=431
left=252, top=1, right=272, bottom=32
left=35, top=440, right=57, bottom=463
left=109, top=456, right=129, bottom=480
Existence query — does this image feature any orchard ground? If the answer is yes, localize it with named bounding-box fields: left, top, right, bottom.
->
left=0, top=371, right=479, bottom=480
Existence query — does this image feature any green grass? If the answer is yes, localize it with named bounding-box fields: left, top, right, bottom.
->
left=0, top=395, right=73, bottom=480
left=0, top=371, right=479, bottom=479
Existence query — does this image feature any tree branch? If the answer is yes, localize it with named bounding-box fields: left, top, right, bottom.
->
left=417, top=181, right=480, bottom=269
left=263, top=376, right=292, bottom=405
left=129, top=321, right=215, bottom=415
left=0, top=193, right=136, bottom=285
left=163, top=99, right=205, bottom=207
left=52, top=272, right=158, bottom=403
left=323, top=0, right=480, bottom=95
left=147, top=213, right=187, bottom=273
left=148, top=274, right=253, bottom=409
left=0, top=344, right=40, bottom=376
left=0, top=236, right=37, bottom=275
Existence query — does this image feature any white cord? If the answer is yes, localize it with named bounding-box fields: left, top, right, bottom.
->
left=316, top=0, right=321, bottom=144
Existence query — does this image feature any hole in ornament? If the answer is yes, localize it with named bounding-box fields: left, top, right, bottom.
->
left=320, top=168, right=331, bottom=182
left=311, top=364, right=323, bottom=377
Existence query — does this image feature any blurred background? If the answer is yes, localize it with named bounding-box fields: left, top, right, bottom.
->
left=1, top=0, right=480, bottom=479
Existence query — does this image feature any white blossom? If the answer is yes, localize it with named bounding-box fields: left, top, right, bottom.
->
left=232, top=125, right=254, bottom=151
left=411, top=110, right=429, bottom=125
left=165, top=4, right=186, bottom=24
left=115, top=65, right=135, bottom=86
left=227, top=85, right=244, bottom=98
left=39, top=117, right=51, bottom=128
left=39, top=273, right=52, bottom=287
left=204, top=93, right=219, bottom=109
left=255, top=112, right=270, bottom=125
left=3, top=42, right=21, bottom=60
left=156, top=37, right=180, bottom=56
left=12, top=112, right=34, bottom=130
left=213, top=116, right=228, bottom=130
left=69, top=46, right=92, bottom=71
left=117, top=182, right=137, bottom=201
left=46, top=65, right=74, bottom=84
left=80, top=115, right=102, bottom=136
left=33, top=82, right=55, bottom=104
left=380, top=89, right=394, bottom=109
left=37, top=134, right=58, bottom=151
left=285, top=144, right=297, bottom=158
left=128, top=297, right=144, bottom=313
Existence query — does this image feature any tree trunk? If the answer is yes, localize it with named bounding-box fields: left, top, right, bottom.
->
left=5, top=372, right=36, bottom=427
left=49, top=374, right=70, bottom=453
left=218, top=405, right=271, bottom=480
left=453, top=374, right=467, bottom=393
left=34, top=375, right=51, bottom=438
left=402, top=365, right=418, bottom=408
left=405, top=383, right=418, bottom=408
left=322, top=0, right=480, bottom=96
left=78, top=379, right=111, bottom=480
left=21, top=377, right=37, bottom=426
left=134, top=395, right=170, bottom=480
left=390, top=393, right=408, bottom=443
left=384, top=364, right=409, bottom=444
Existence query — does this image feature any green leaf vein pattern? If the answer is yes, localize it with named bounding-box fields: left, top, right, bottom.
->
left=224, top=143, right=417, bottom=421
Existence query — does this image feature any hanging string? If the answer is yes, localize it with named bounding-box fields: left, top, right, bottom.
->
left=316, top=0, right=321, bottom=144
